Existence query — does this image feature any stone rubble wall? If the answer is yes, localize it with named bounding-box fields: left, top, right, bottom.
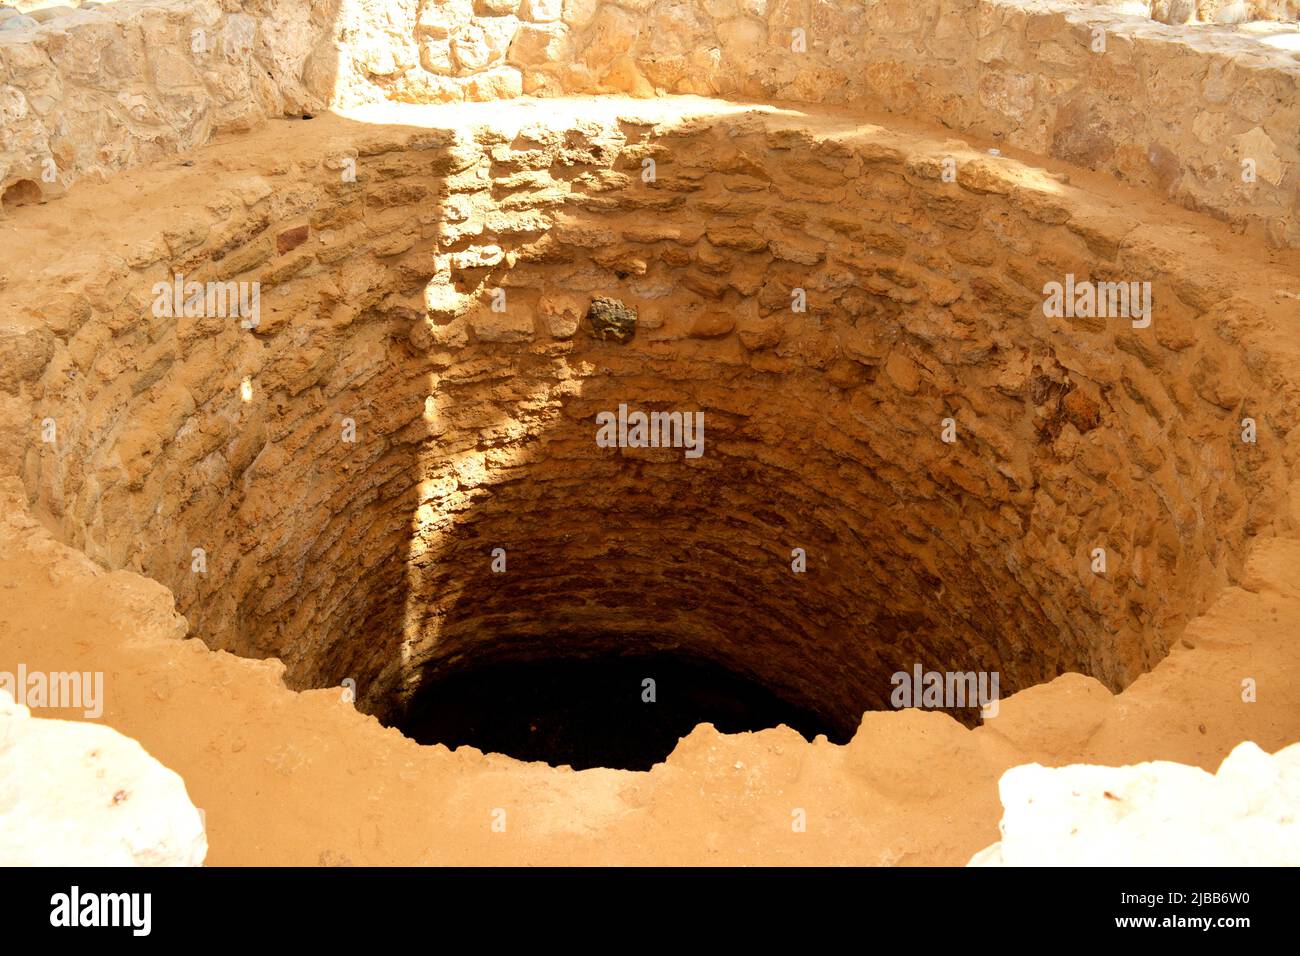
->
left=2, top=100, right=1297, bottom=727
left=0, top=0, right=336, bottom=199
left=1, top=0, right=1297, bottom=248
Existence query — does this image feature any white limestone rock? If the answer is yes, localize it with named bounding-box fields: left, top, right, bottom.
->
left=970, top=742, right=1300, bottom=866
left=0, top=690, right=207, bottom=866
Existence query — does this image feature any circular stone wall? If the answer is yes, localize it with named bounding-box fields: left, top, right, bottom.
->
left=7, top=101, right=1297, bottom=747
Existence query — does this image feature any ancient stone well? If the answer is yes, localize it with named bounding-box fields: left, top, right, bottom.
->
left=0, top=0, right=1298, bottom=864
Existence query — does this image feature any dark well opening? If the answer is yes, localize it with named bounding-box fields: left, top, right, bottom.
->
left=398, top=651, right=845, bottom=771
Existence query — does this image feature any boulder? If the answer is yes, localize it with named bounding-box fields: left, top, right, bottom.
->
left=970, top=742, right=1300, bottom=866
left=0, top=690, right=207, bottom=866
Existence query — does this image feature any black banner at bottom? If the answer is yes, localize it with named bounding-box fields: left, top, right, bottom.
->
left=0, top=865, right=1286, bottom=942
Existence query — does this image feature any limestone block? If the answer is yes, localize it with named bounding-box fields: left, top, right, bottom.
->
left=462, top=65, right=523, bottom=99
left=538, top=291, right=585, bottom=338
left=1149, top=0, right=1195, bottom=23
left=467, top=303, right=535, bottom=342
left=424, top=282, right=474, bottom=321
left=579, top=4, right=640, bottom=68
left=417, top=0, right=476, bottom=38
left=1230, top=126, right=1285, bottom=187
left=0, top=323, right=54, bottom=392
left=562, top=0, right=599, bottom=28
left=420, top=36, right=455, bottom=75
left=451, top=24, right=494, bottom=71
left=0, top=15, right=38, bottom=32
left=520, top=0, right=562, bottom=22
left=28, top=6, right=76, bottom=23
left=508, top=21, right=570, bottom=68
